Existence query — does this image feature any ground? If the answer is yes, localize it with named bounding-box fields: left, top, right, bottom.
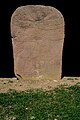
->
left=0, top=77, right=80, bottom=93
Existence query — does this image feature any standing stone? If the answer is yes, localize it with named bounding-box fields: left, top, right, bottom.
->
left=11, top=5, right=64, bottom=80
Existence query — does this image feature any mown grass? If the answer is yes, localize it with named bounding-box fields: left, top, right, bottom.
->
left=0, top=84, right=80, bottom=120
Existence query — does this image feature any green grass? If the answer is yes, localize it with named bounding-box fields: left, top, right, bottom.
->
left=0, top=85, right=80, bottom=120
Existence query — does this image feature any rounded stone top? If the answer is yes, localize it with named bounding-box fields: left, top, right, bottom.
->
left=11, top=5, right=64, bottom=31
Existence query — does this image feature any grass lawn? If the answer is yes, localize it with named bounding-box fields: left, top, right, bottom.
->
left=0, top=84, right=80, bottom=120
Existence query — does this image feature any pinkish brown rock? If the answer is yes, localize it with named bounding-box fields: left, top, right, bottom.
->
left=11, top=5, right=64, bottom=80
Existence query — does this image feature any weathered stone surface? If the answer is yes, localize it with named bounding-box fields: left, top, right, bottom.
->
left=11, top=5, right=64, bottom=80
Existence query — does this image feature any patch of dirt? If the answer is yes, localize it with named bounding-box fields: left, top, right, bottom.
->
left=0, top=77, right=80, bottom=93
